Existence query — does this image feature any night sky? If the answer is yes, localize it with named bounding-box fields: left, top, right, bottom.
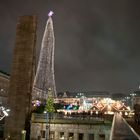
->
left=0, top=0, right=140, bottom=94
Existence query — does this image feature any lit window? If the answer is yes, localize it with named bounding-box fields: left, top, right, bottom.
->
left=59, top=132, right=64, bottom=139
left=68, top=133, right=74, bottom=140
left=50, top=131, right=55, bottom=139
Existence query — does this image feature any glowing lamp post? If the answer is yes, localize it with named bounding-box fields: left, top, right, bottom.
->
left=21, top=130, right=26, bottom=140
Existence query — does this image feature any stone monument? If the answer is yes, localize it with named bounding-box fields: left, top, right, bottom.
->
left=4, top=15, right=37, bottom=140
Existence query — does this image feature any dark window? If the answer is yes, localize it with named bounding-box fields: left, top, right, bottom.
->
left=99, top=134, right=105, bottom=140
left=89, top=134, right=94, bottom=140
left=40, top=130, right=46, bottom=138
left=78, top=133, right=83, bottom=140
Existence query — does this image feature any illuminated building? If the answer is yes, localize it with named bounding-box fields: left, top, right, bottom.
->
left=30, top=95, right=132, bottom=140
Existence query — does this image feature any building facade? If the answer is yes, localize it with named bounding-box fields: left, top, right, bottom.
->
left=30, top=113, right=111, bottom=140
left=0, top=71, right=9, bottom=138
left=0, top=71, right=9, bottom=106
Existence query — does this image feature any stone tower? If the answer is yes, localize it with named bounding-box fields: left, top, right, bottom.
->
left=4, top=15, right=37, bottom=140
left=32, top=12, right=57, bottom=101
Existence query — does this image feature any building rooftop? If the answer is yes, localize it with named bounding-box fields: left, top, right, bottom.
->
left=0, top=70, right=10, bottom=80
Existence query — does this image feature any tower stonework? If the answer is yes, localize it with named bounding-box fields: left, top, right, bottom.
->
left=4, top=16, right=37, bottom=140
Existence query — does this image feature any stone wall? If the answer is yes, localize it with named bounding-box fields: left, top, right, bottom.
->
left=31, top=122, right=111, bottom=140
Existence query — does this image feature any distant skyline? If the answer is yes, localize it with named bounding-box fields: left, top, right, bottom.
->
left=0, top=0, right=140, bottom=93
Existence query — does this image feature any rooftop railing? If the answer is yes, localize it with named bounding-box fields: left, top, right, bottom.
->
left=110, top=113, right=140, bottom=140
left=31, top=113, right=113, bottom=124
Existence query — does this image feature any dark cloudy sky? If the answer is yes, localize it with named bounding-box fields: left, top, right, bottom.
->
left=0, top=0, right=140, bottom=94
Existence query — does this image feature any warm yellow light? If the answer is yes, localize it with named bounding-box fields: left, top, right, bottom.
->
left=127, top=106, right=130, bottom=110
left=107, top=105, right=111, bottom=111
left=125, top=112, right=128, bottom=115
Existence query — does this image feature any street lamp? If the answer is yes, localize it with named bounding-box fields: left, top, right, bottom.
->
left=44, top=111, right=49, bottom=140
left=0, top=106, right=10, bottom=121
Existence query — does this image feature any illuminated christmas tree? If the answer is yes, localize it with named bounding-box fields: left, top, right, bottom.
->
left=45, top=88, right=55, bottom=113
left=32, top=11, right=57, bottom=101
